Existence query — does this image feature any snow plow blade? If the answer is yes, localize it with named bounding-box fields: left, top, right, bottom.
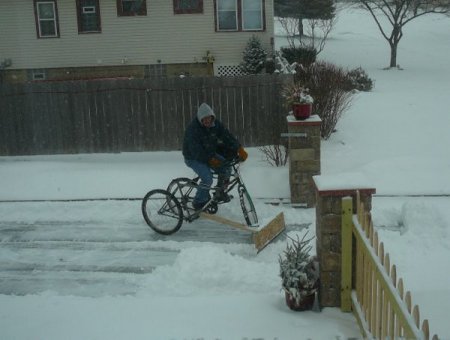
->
left=200, top=212, right=285, bottom=253
left=252, top=212, right=285, bottom=252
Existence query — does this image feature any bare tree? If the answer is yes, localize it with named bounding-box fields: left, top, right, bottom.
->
left=259, top=144, right=289, bottom=167
left=278, top=17, right=335, bottom=55
left=357, top=0, right=450, bottom=68
left=275, top=0, right=335, bottom=37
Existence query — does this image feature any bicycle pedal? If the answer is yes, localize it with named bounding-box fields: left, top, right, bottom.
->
left=206, top=202, right=218, bottom=214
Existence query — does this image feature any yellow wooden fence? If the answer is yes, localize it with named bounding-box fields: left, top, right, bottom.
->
left=341, top=194, right=438, bottom=339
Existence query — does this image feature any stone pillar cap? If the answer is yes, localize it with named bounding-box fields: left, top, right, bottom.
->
left=287, top=114, right=322, bottom=125
left=313, top=173, right=376, bottom=196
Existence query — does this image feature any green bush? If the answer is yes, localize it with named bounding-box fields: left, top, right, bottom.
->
left=264, top=58, right=276, bottom=74
left=280, top=46, right=317, bottom=66
left=344, top=67, right=374, bottom=92
left=241, top=35, right=267, bottom=74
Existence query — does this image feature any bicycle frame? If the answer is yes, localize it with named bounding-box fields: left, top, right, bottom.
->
left=168, top=159, right=249, bottom=222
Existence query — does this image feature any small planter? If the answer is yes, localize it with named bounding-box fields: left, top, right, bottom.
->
left=284, top=291, right=316, bottom=311
left=292, top=103, right=312, bottom=120
left=279, top=233, right=319, bottom=312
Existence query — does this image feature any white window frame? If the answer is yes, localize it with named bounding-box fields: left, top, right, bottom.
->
left=35, top=1, right=59, bottom=38
left=32, top=70, right=46, bottom=81
left=242, top=0, right=263, bottom=31
left=82, top=6, right=96, bottom=14
left=216, top=0, right=238, bottom=31
left=216, top=0, right=264, bottom=32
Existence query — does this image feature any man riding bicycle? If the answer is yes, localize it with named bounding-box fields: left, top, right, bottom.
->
left=182, top=103, right=248, bottom=210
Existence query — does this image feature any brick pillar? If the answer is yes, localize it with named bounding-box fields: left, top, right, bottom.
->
left=313, top=176, right=376, bottom=307
left=287, top=115, right=321, bottom=207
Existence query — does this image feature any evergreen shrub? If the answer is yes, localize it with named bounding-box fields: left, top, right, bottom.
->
left=240, top=36, right=267, bottom=74
left=345, top=67, right=374, bottom=92
left=280, top=46, right=317, bottom=66
left=264, top=58, right=276, bottom=74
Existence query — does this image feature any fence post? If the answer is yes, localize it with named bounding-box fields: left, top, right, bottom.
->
left=341, top=196, right=353, bottom=312
left=312, top=174, right=376, bottom=308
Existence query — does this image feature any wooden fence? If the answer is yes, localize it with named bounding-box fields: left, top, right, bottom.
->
left=341, top=194, right=438, bottom=339
left=0, top=74, right=293, bottom=156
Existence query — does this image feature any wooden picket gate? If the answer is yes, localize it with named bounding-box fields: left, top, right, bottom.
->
left=341, top=194, right=438, bottom=339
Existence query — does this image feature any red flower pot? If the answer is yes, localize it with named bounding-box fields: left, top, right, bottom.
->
left=284, top=291, right=315, bottom=311
left=292, top=103, right=312, bottom=120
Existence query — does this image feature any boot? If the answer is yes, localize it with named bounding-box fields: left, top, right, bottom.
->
left=214, top=188, right=231, bottom=203
left=215, top=176, right=231, bottom=203
left=192, top=200, right=207, bottom=210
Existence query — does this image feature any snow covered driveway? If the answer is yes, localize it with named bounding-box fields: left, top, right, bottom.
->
left=0, top=200, right=364, bottom=340
left=0, top=199, right=309, bottom=297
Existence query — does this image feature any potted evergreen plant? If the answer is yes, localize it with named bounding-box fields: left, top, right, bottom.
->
left=279, top=233, right=319, bottom=311
left=282, top=83, right=314, bottom=120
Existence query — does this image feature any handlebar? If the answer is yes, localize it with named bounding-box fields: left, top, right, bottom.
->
left=210, top=156, right=242, bottom=175
left=222, top=156, right=242, bottom=168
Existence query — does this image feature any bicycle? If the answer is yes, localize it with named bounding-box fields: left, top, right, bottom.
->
left=141, top=157, right=259, bottom=236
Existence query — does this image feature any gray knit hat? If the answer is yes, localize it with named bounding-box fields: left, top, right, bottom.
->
left=197, top=103, right=215, bottom=124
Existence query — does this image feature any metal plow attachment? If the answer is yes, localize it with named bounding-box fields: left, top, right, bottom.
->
left=200, top=212, right=285, bottom=253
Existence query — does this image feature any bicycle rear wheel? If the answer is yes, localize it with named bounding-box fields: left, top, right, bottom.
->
left=238, top=185, right=258, bottom=227
left=142, top=189, right=183, bottom=235
left=167, top=177, right=199, bottom=204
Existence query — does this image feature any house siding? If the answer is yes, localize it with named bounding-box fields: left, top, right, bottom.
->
left=0, top=0, right=274, bottom=73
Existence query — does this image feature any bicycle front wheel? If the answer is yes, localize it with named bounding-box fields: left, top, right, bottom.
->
left=142, top=189, right=183, bottom=235
left=238, top=185, right=258, bottom=227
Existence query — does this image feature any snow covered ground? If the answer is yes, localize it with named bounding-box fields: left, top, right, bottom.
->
left=0, top=151, right=361, bottom=339
left=1, top=6, right=450, bottom=340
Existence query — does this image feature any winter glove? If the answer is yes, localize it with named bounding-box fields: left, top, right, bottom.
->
left=238, top=147, right=248, bottom=162
left=208, top=157, right=222, bottom=168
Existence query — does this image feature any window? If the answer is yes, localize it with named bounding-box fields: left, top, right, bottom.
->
left=217, top=0, right=237, bottom=30
left=173, top=0, right=203, bottom=14
left=33, top=71, right=46, bottom=80
left=77, top=0, right=101, bottom=33
left=28, top=69, right=47, bottom=81
left=242, top=0, right=262, bottom=30
left=215, top=0, right=264, bottom=31
left=116, top=0, right=147, bottom=16
left=34, top=0, right=60, bottom=38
